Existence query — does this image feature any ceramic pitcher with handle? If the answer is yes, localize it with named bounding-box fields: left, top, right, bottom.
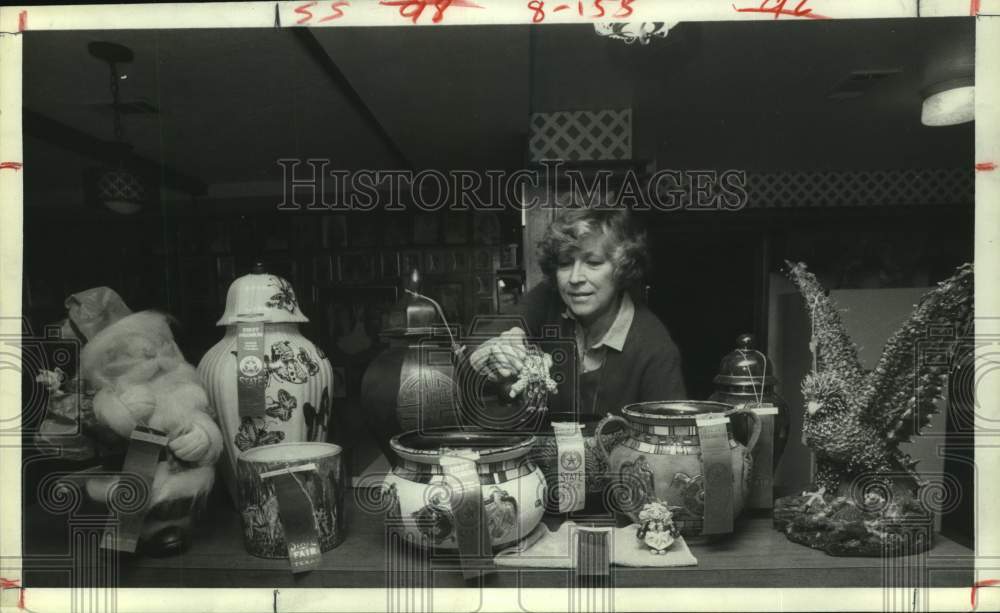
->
left=594, top=401, right=761, bottom=538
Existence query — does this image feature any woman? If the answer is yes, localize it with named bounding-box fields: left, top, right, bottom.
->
left=470, top=205, right=686, bottom=417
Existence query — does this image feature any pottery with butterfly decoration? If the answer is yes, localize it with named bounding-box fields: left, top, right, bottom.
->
left=198, top=263, right=335, bottom=506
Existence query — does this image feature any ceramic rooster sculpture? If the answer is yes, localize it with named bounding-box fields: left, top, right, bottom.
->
left=774, top=261, right=973, bottom=556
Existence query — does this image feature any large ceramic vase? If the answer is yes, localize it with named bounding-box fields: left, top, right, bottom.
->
left=595, top=401, right=761, bottom=538
left=380, top=428, right=545, bottom=551
left=198, top=264, right=335, bottom=505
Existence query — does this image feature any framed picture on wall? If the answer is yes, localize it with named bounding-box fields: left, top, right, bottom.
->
left=322, top=214, right=348, bottom=249
left=424, top=250, right=446, bottom=275
left=401, top=250, right=422, bottom=276
left=340, top=252, right=377, bottom=284
left=382, top=215, right=411, bottom=247
left=292, top=216, right=321, bottom=250
left=380, top=251, right=401, bottom=279
left=451, top=249, right=470, bottom=273
left=413, top=214, right=440, bottom=245
left=472, top=213, right=500, bottom=245
left=313, top=255, right=334, bottom=282
left=443, top=212, right=468, bottom=244
left=474, top=248, right=497, bottom=272
left=349, top=213, right=378, bottom=247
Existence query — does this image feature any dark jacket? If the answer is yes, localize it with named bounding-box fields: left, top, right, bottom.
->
left=515, top=281, right=687, bottom=416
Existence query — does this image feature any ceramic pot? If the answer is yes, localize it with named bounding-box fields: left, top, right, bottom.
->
left=381, top=428, right=545, bottom=551
left=236, top=442, right=345, bottom=559
left=198, top=265, right=335, bottom=505
left=594, top=401, right=761, bottom=538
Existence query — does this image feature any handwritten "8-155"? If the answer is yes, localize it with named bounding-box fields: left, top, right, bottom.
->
left=528, top=0, right=635, bottom=23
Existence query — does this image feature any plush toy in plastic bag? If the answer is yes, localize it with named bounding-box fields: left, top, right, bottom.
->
left=80, top=310, right=224, bottom=555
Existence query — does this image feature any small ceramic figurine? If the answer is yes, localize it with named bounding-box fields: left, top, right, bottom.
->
left=635, top=501, right=680, bottom=555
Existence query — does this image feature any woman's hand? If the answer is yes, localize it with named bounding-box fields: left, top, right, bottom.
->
left=468, top=327, right=528, bottom=382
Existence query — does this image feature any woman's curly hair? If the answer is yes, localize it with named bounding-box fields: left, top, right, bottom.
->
left=537, top=206, right=649, bottom=287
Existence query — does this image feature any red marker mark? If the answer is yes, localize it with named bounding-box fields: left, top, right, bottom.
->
left=976, top=162, right=997, bottom=172
left=972, top=579, right=1000, bottom=610
left=380, top=0, right=482, bottom=24
left=0, top=162, right=23, bottom=171
left=528, top=0, right=622, bottom=21
left=971, top=0, right=981, bottom=15
left=613, top=0, right=633, bottom=17
left=528, top=0, right=545, bottom=21
left=17, top=10, right=26, bottom=32
left=0, top=577, right=25, bottom=609
left=318, top=1, right=351, bottom=22
left=733, top=0, right=830, bottom=20
left=294, top=1, right=318, bottom=24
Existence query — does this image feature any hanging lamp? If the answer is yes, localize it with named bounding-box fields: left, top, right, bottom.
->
left=88, top=41, right=147, bottom=214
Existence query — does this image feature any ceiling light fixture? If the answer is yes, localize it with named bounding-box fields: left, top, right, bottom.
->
left=594, top=22, right=676, bottom=45
left=88, top=41, right=146, bottom=214
left=921, top=77, right=974, bottom=126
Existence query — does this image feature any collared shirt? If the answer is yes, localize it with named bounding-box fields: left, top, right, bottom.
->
left=562, top=292, right=635, bottom=374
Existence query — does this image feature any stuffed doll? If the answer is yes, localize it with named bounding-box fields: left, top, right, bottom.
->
left=80, top=310, right=223, bottom=555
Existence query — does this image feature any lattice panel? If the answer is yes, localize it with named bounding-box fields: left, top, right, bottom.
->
left=745, top=169, right=972, bottom=208
left=529, top=109, right=632, bottom=161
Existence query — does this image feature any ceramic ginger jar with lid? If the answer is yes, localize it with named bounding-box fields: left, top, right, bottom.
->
left=198, top=264, right=335, bottom=505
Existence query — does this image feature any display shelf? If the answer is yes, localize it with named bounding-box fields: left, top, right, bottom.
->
left=23, top=492, right=973, bottom=589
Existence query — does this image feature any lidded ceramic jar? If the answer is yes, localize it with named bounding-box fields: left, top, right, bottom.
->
left=380, top=428, right=545, bottom=551
left=595, top=401, right=760, bottom=538
left=708, top=333, right=789, bottom=465
left=360, top=270, right=460, bottom=464
left=198, top=263, right=335, bottom=505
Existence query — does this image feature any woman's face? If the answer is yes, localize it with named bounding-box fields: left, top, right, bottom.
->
left=556, top=232, right=619, bottom=324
